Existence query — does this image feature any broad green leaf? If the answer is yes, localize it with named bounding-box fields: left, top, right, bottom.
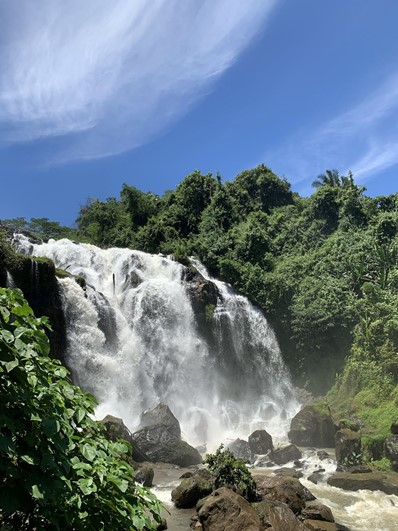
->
left=27, top=373, right=38, bottom=387
left=72, top=462, right=92, bottom=471
left=20, top=454, right=35, bottom=465
left=0, top=330, right=14, bottom=343
left=75, top=409, right=86, bottom=424
left=14, top=326, right=29, bottom=338
left=5, top=359, right=19, bottom=372
left=12, top=304, right=33, bottom=317
left=0, top=306, right=10, bottom=322
left=54, top=366, right=68, bottom=378
left=63, top=386, right=75, bottom=400
left=81, top=443, right=96, bottom=462
left=77, top=477, right=97, bottom=495
left=32, top=484, right=44, bottom=500
left=42, top=417, right=61, bottom=437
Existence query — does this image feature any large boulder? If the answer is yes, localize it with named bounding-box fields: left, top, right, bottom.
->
left=139, top=403, right=181, bottom=439
left=193, top=487, right=262, bottom=530
left=255, top=499, right=308, bottom=531
left=288, top=405, right=336, bottom=447
left=334, top=429, right=361, bottom=469
left=271, top=444, right=302, bottom=465
left=385, top=435, right=398, bottom=471
left=274, top=467, right=303, bottom=479
left=327, top=471, right=398, bottom=495
left=248, top=430, right=273, bottom=456
left=254, top=474, right=314, bottom=514
left=135, top=464, right=154, bottom=487
left=102, top=415, right=148, bottom=462
left=132, top=424, right=202, bottom=466
left=308, top=470, right=326, bottom=485
left=301, top=501, right=335, bottom=522
left=132, top=403, right=202, bottom=466
left=172, top=472, right=213, bottom=508
left=227, top=438, right=252, bottom=463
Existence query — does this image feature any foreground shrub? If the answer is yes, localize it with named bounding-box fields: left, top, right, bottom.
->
left=0, top=287, right=162, bottom=530
left=204, top=444, right=257, bottom=501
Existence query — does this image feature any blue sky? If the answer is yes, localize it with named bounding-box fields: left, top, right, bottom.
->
left=1, top=0, right=398, bottom=225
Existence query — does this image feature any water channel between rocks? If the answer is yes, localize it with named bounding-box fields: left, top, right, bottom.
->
left=150, top=449, right=398, bottom=531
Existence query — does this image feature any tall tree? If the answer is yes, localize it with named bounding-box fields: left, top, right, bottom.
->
left=312, top=169, right=341, bottom=189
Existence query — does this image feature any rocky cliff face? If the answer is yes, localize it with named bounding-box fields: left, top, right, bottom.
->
left=0, top=239, right=67, bottom=363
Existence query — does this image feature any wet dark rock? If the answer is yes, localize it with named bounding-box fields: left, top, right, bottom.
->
left=271, top=444, right=302, bottom=465
left=338, top=419, right=361, bottom=432
left=288, top=405, right=336, bottom=448
left=301, top=501, right=335, bottom=522
left=179, top=471, right=195, bottom=479
left=308, top=471, right=325, bottom=485
left=294, top=459, right=304, bottom=468
left=255, top=474, right=315, bottom=514
left=248, top=429, right=273, bottom=456
left=135, top=464, right=154, bottom=487
left=385, top=435, right=398, bottom=471
left=255, top=499, right=308, bottom=530
left=327, top=471, right=398, bottom=495
left=334, top=429, right=361, bottom=470
left=102, top=415, right=149, bottom=462
left=183, top=264, right=219, bottom=340
left=171, top=474, right=213, bottom=508
left=227, top=438, right=252, bottom=463
left=317, top=450, right=330, bottom=461
left=303, top=520, right=339, bottom=531
left=253, top=455, right=272, bottom=467
left=348, top=465, right=372, bottom=474
left=157, top=517, right=168, bottom=530
left=132, top=424, right=202, bottom=467
left=5, top=253, right=67, bottom=364
left=194, top=487, right=262, bottom=530
left=139, top=403, right=181, bottom=439
left=274, top=467, right=303, bottom=479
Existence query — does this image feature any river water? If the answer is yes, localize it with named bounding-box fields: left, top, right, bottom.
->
left=151, top=450, right=398, bottom=531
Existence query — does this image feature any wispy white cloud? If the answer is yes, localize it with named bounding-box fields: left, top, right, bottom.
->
left=265, top=72, right=398, bottom=189
left=0, top=0, right=276, bottom=162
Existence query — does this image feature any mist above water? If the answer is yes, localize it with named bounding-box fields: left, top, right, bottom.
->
left=15, top=235, right=299, bottom=448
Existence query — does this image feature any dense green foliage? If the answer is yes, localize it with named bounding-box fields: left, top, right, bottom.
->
left=0, top=218, right=84, bottom=242
left=204, top=445, right=256, bottom=501
left=0, top=288, right=162, bottom=530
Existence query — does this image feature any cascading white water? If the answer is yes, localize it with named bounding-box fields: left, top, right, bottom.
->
left=5, top=270, right=16, bottom=288
left=14, top=234, right=299, bottom=448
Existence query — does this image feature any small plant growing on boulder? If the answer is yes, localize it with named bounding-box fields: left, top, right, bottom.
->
left=204, top=444, right=257, bottom=501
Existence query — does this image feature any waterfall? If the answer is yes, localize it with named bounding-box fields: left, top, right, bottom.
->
left=6, top=270, right=16, bottom=288
left=15, top=234, right=299, bottom=448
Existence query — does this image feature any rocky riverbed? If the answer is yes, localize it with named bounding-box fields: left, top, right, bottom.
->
left=100, top=402, right=398, bottom=530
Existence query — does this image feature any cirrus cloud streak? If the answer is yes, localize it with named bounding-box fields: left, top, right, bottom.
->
left=0, top=0, right=276, bottom=162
